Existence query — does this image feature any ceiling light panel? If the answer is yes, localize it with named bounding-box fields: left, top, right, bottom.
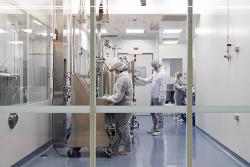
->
left=22, top=29, right=33, bottom=33
left=33, top=20, right=42, bottom=26
left=126, top=29, right=144, bottom=34
left=101, top=29, right=108, bottom=34
left=163, top=29, right=182, bottom=34
left=9, top=41, right=23, bottom=44
left=162, top=40, right=178, bottom=45
left=36, top=32, right=47, bottom=36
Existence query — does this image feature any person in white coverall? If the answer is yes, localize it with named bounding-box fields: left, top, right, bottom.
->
left=174, top=71, right=186, bottom=122
left=103, top=61, right=134, bottom=155
left=136, top=60, right=167, bottom=136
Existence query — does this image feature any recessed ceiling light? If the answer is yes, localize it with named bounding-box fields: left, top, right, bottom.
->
left=22, top=29, right=33, bottom=33
left=9, top=41, right=23, bottom=44
left=101, top=29, right=108, bottom=34
left=33, top=20, right=42, bottom=26
left=162, top=40, right=178, bottom=45
left=0, top=29, right=7, bottom=33
left=126, top=29, right=144, bottom=34
left=163, top=29, right=182, bottom=34
left=87, top=28, right=108, bottom=34
left=36, top=32, right=47, bottom=36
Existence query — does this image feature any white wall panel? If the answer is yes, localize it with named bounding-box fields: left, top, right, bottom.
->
left=194, top=0, right=250, bottom=162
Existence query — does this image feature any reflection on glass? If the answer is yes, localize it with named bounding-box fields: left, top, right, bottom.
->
left=0, top=13, right=27, bottom=105
left=96, top=14, right=189, bottom=108
left=28, top=17, right=50, bottom=103
left=94, top=2, right=188, bottom=167
left=0, top=12, right=51, bottom=105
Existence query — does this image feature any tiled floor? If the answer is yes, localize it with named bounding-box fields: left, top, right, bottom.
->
left=21, top=116, right=244, bottom=167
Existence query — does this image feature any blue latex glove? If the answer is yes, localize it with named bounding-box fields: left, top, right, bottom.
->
left=100, top=95, right=112, bottom=101
left=100, top=95, right=108, bottom=100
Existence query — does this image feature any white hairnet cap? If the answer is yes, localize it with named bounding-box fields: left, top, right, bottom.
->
left=118, top=55, right=129, bottom=65
left=110, top=61, right=128, bottom=72
left=151, top=60, right=160, bottom=68
left=176, top=71, right=183, bottom=78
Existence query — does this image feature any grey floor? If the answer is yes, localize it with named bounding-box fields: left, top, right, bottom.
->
left=21, top=116, right=244, bottom=167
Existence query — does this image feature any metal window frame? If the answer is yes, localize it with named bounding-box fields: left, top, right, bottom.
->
left=0, top=1, right=193, bottom=166
left=187, top=0, right=193, bottom=167
left=88, top=1, right=194, bottom=167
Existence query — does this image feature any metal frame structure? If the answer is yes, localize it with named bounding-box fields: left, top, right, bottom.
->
left=186, top=0, right=193, bottom=167
left=88, top=1, right=193, bottom=167
left=89, top=0, right=97, bottom=166
left=88, top=0, right=193, bottom=167
left=1, top=1, right=250, bottom=167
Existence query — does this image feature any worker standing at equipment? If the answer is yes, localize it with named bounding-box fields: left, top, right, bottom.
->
left=103, top=61, right=134, bottom=155
left=136, top=60, right=167, bottom=136
left=174, top=71, right=186, bottom=122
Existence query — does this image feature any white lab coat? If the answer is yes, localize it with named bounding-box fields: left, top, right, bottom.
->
left=110, top=71, right=133, bottom=105
left=139, top=70, right=167, bottom=100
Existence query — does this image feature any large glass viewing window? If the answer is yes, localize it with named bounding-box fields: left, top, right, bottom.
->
left=1, top=0, right=250, bottom=167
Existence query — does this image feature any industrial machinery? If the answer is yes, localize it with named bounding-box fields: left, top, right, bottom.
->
left=66, top=73, right=111, bottom=157
left=51, top=0, right=139, bottom=156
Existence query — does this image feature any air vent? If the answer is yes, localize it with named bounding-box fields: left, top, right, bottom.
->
left=101, top=34, right=118, bottom=37
left=161, top=15, right=186, bottom=21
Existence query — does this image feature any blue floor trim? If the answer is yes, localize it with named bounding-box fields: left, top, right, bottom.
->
left=11, top=141, right=52, bottom=167
left=196, top=127, right=250, bottom=167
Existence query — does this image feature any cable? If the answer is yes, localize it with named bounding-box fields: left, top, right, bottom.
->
left=52, top=143, right=68, bottom=158
left=227, top=0, right=230, bottom=45
left=51, top=113, right=69, bottom=157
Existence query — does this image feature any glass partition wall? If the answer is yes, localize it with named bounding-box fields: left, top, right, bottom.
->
left=0, top=1, right=90, bottom=166
left=0, top=4, right=54, bottom=167
left=1, top=0, right=250, bottom=167
left=0, top=0, right=189, bottom=167
left=0, top=13, right=26, bottom=105
left=0, top=13, right=51, bottom=105
left=91, top=1, right=189, bottom=167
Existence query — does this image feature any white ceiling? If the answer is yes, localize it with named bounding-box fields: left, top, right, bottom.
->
left=12, top=0, right=53, bottom=6
left=68, top=0, right=187, bottom=15
left=101, top=14, right=164, bottom=39
left=1, top=0, right=199, bottom=44
left=96, top=0, right=187, bottom=14
left=99, top=14, right=200, bottom=44
left=93, top=0, right=196, bottom=43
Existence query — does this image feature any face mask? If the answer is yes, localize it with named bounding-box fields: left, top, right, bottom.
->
left=153, top=67, right=159, bottom=71
left=115, top=70, right=120, bottom=75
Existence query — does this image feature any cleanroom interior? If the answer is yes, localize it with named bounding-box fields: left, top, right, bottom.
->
left=0, top=0, right=250, bottom=167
